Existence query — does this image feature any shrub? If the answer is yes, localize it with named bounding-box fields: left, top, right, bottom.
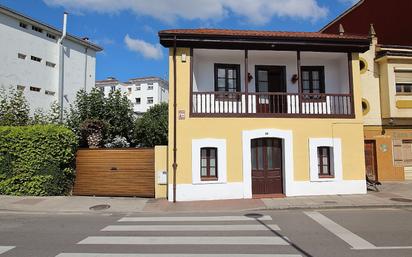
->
left=134, top=102, right=168, bottom=147
left=0, top=125, right=78, bottom=195
left=104, top=136, right=130, bottom=148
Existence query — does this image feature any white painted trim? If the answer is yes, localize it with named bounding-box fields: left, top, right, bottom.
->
left=168, top=183, right=243, bottom=201
left=242, top=129, right=294, bottom=198
left=308, top=138, right=342, bottom=182
left=192, top=139, right=227, bottom=184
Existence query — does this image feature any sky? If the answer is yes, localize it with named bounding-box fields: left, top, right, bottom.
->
left=1, top=0, right=359, bottom=82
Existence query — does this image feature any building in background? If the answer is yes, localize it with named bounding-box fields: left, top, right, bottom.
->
left=321, top=0, right=412, bottom=181
left=95, top=76, right=169, bottom=115
left=0, top=5, right=102, bottom=113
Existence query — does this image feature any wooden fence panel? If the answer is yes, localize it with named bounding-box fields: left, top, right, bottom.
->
left=73, top=148, right=155, bottom=197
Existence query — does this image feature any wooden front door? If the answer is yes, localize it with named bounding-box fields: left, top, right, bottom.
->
left=255, top=66, right=286, bottom=114
left=364, top=140, right=378, bottom=181
left=251, top=138, right=283, bottom=195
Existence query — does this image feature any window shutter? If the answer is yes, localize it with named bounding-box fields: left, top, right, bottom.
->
left=395, top=71, right=412, bottom=84
left=393, top=139, right=403, bottom=166
left=402, top=141, right=412, bottom=166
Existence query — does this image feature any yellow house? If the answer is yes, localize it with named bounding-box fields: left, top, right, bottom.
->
left=158, top=29, right=370, bottom=201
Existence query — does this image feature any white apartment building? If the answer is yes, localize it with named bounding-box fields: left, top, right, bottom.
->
left=0, top=5, right=102, bottom=114
left=95, top=76, right=169, bottom=115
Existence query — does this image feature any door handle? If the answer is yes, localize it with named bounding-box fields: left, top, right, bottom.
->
left=110, top=167, right=118, bottom=171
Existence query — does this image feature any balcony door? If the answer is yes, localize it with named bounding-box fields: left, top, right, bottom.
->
left=251, top=138, right=284, bottom=196
left=255, top=66, right=286, bottom=113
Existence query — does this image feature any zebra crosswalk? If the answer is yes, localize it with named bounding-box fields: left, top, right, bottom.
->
left=55, top=214, right=304, bottom=257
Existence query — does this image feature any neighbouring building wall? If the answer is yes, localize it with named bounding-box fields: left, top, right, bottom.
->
left=168, top=48, right=366, bottom=201
left=0, top=11, right=99, bottom=113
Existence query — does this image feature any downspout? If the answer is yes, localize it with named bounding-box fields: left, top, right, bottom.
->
left=172, top=36, right=177, bottom=203
left=84, top=47, right=88, bottom=91
left=58, top=12, right=68, bottom=123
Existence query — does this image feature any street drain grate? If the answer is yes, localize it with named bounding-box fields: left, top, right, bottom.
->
left=390, top=198, right=412, bottom=203
left=89, top=204, right=111, bottom=211
left=323, top=201, right=338, bottom=204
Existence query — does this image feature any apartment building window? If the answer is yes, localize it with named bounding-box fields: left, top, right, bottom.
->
left=31, top=56, right=42, bottom=62
left=301, top=66, right=325, bottom=94
left=30, top=86, right=41, bottom=92
left=46, top=61, right=56, bottom=68
left=200, top=147, right=218, bottom=181
left=214, top=63, right=240, bottom=92
left=317, top=146, right=333, bottom=178
left=45, top=90, right=55, bottom=96
left=147, top=97, right=154, bottom=104
left=19, top=22, right=27, bottom=29
left=18, top=53, right=26, bottom=59
left=147, top=85, right=154, bottom=90
left=16, top=85, right=25, bottom=91
left=128, top=88, right=132, bottom=94
left=135, top=98, right=141, bottom=104
left=46, top=33, right=56, bottom=40
left=32, top=25, right=43, bottom=33
left=110, top=86, right=116, bottom=92
left=136, top=86, right=141, bottom=91
left=395, top=70, right=412, bottom=94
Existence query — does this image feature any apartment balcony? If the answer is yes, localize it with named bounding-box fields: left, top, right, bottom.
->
left=192, top=91, right=353, bottom=118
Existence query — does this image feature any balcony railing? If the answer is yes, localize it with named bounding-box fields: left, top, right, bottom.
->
left=192, top=92, right=353, bottom=118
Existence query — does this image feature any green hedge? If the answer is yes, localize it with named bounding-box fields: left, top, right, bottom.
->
left=0, top=125, right=78, bottom=196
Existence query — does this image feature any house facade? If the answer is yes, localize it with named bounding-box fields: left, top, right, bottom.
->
left=321, top=0, right=412, bottom=181
left=95, top=76, right=168, bottom=115
left=159, top=29, right=370, bottom=201
left=0, top=5, right=102, bottom=113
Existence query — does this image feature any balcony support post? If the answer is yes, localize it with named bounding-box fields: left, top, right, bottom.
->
left=297, top=51, right=302, bottom=114
left=245, top=49, right=249, bottom=113
left=347, top=53, right=355, bottom=116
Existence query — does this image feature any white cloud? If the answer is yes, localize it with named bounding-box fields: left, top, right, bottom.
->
left=339, top=0, right=360, bottom=5
left=124, top=34, right=163, bottom=60
left=43, top=0, right=328, bottom=24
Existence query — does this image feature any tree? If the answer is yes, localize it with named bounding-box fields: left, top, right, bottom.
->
left=66, top=88, right=135, bottom=147
left=134, top=102, right=168, bottom=147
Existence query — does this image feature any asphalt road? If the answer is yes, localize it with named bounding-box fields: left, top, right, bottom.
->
left=0, top=207, right=412, bottom=257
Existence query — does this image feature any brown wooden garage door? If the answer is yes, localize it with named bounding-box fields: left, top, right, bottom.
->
left=73, top=148, right=155, bottom=197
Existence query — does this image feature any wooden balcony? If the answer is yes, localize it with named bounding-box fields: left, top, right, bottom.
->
left=191, top=91, right=354, bottom=118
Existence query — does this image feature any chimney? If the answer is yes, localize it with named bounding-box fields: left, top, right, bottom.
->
left=339, top=24, right=345, bottom=36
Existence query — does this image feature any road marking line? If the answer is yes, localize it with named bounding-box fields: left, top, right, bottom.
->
left=304, top=211, right=376, bottom=249
left=118, top=215, right=272, bottom=222
left=56, top=254, right=302, bottom=257
left=78, top=236, right=288, bottom=245
left=102, top=224, right=280, bottom=231
left=0, top=246, right=15, bottom=254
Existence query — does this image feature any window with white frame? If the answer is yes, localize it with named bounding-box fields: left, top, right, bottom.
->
left=32, top=25, right=43, bottom=33
left=395, top=70, right=412, bottom=94
left=135, top=97, right=141, bottom=105
left=31, top=56, right=41, bottom=62
left=192, top=139, right=227, bottom=184
left=19, top=22, right=27, bottom=29
left=147, top=85, right=154, bottom=90
left=309, top=138, right=342, bottom=181
left=136, top=85, right=141, bottom=91
left=18, top=53, right=26, bottom=59
left=147, top=97, right=154, bottom=104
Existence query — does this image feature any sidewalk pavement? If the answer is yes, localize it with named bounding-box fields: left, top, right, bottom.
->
left=1, top=182, right=412, bottom=214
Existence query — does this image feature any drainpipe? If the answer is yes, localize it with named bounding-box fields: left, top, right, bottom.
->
left=172, top=36, right=178, bottom=202
left=84, top=47, right=89, bottom=91
left=58, top=12, right=68, bottom=123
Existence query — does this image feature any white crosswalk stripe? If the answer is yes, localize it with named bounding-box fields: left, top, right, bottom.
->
left=118, top=215, right=273, bottom=222
left=102, top=224, right=281, bottom=231
left=56, top=254, right=302, bottom=257
left=78, top=236, right=288, bottom=245
left=55, top=215, right=303, bottom=257
left=0, top=246, right=15, bottom=255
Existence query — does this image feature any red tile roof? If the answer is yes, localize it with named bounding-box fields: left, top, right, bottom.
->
left=159, top=28, right=368, bottom=41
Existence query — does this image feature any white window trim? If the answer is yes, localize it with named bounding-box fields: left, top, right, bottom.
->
left=192, top=139, right=227, bottom=185
left=309, top=138, right=342, bottom=182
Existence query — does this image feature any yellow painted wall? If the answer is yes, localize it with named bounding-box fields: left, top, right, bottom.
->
left=167, top=48, right=366, bottom=189
left=154, top=145, right=168, bottom=198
